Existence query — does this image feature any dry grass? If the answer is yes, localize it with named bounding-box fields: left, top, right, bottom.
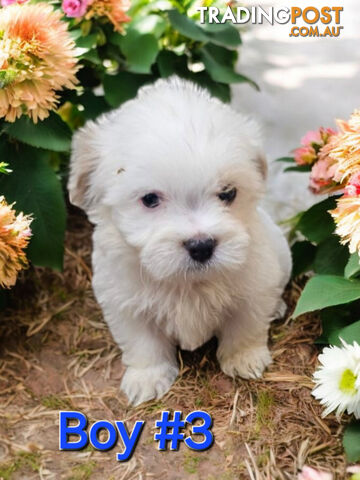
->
left=0, top=211, right=348, bottom=479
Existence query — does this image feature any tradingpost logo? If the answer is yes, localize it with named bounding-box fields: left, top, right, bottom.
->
left=197, top=5, right=344, bottom=38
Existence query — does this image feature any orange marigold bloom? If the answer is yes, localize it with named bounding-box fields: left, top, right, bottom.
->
left=0, top=3, right=79, bottom=123
left=330, top=196, right=360, bottom=256
left=329, top=111, right=360, bottom=183
left=0, top=196, right=32, bottom=288
left=85, top=0, right=130, bottom=32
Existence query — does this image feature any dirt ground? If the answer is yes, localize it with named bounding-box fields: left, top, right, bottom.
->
left=0, top=211, right=348, bottom=480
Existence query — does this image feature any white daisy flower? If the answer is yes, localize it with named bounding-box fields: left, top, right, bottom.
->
left=312, top=339, right=360, bottom=419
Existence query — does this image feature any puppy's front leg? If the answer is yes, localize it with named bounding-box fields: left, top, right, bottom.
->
left=217, top=301, right=273, bottom=380
left=113, top=318, right=178, bottom=406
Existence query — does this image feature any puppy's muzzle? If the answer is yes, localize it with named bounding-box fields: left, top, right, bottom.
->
left=183, top=238, right=217, bottom=263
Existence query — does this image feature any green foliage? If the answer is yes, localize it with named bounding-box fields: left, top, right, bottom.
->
left=200, top=44, right=257, bottom=88
left=0, top=144, right=66, bottom=271
left=0, top=451, right=41, bottom=480
left=343, top=421, right=360, bottom=462
left=70, top=461, right=97, bottom=480
left=255, top=391, right=274, bottom=432
left=295, top=196, right=337, bottom=243
left=104, top=71, right=153, bottom=107
left=276, top=156, right=312, bottom=172
left=0, top=0, right=254, bottom=280
left=291, top=241, right=316, bottom=278
left=282, top=148, right=360, bottom=463
left=3, top=113, right=72, bottom=152
left=293, top=275, right=360, bottom=318
left=0, top=162, right=11, bottom=174
left=183, top=452, right=203, bottom=474
left=316, top=307, right=356, bottom=345
left=345, top=253, right=360, bottom=279
left=284, top=164, right=312, bottom=173
left=117, top=30, right=159, bottom=73
left=168, top=9, right=208, bottom=42
left=313, top=236, right=349, bottom=276
left=330, top=320, right=360, bottom=346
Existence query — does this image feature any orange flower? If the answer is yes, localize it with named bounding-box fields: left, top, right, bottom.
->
left=329, top=111, right=360, bottom=183
left=0, top=3, right=79, bottom=123
left=85, top=0, right=130, bottom=32
left=330, top=195, right=360, bottom=255
left=0, top=196, right=32, bottom=288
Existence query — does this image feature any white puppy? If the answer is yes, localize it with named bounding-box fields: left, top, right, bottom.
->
left=68, top=77, right=291, bottom=405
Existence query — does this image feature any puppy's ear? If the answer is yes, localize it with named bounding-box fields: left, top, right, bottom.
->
left=68, top=120, right=100, bottom=212
left=255, top=151, right=268, bottom=181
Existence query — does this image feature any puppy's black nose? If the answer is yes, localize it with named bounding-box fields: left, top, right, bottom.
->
left=183, top=238, right=217, bottom=263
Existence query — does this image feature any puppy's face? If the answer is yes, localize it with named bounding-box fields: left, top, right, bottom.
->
left=69, top=80, right=266, bottom=282
left=107, top=149, right=257, bottom=282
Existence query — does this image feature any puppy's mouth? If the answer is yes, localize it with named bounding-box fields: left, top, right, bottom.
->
left=187, top=259, right=213, bottom=273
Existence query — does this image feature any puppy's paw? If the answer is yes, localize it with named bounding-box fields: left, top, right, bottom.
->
left=120, top=363, right=178, bottom=406
left=219, top=345, right=272, bottom=380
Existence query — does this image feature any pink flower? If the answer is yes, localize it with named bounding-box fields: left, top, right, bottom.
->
left=302, top=130, right=323, bottom=147
left=294, top=145, right=317, bottom=165
left=62, top=0, right=88, bottom=18
left=344, top=172, right=360, bottom=197
left=294, top=127, right=337, bottom=166
left=0, top=0, right=28, bottom=6
left=309, top=158, right=338, bottom=193
left=298, top=466, right=333, bottom=480
left=302, top=128, right=336, bottom=148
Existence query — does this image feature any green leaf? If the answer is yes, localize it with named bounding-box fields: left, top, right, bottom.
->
left=0, top=145, right=66, bottom=270
left=80, top=48, right=102, bottom=65
left=156, top=50, right=188, bottom=78
left=343, top=422, right=360, bottom=462
left=200, top=45, right=258, bottom=89
left=293, top=275, right=360, bottom=318
left=127, top=14, right=167, bottom=38
left=168, top=9, right=208, bottom=42
left=76, top=33, right=97, bottom=50
left=296, top=196, right=337, bottom=244
left=118, top=30, right=159, bottom=74
left=316, top=307, right=355, bottom=344
left=345, top=253, right=360, bottom=279
left=201, top=42, right=237, bottom=68
left=200, top=22, right=241, bottom=48
left=291, top=240, right=316, bottom=277
left=188, top=71, right=231, bottom=103
left=3, top=113, right=72, bottom=152
left=284, top=165, right=312, bottom=172
left=128, top=0, right=173, bottom=16
left=77, top=91, right=110, bottom=120
left=103, top=71, right=153, bottom=107
left=69, top=29, right=83, bottom=41
left=327, top=319, right=360, bottom=346
left=276, top=157, right=295, bottom=163
left=0, top=162, right=11, bottom=174
left=314, top=236, right=349, bottom=276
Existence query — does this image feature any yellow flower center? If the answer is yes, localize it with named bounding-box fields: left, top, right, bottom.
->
left=339, top=368, right=358, bottom=395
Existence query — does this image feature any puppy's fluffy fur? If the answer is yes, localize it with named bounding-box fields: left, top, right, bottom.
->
left=68, top=77, right=291, bottom=405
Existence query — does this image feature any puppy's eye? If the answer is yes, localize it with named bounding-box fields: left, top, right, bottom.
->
left=218, top=186, right=237, bottom=204
left=141, top=193, right=160, bottom=208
